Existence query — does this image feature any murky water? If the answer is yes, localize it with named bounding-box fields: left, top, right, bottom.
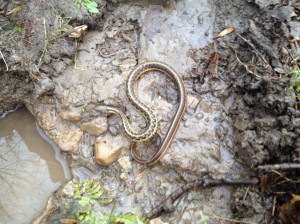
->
left=0, top=107, right=71, bottom=224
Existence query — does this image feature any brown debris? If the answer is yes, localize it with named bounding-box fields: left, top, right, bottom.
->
left=207, top=52, right=219, bottom=80
left=279, top=194, right=300, bottom=224
left=213, top=27, right=235, bottom=40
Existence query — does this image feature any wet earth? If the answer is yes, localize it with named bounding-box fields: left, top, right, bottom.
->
left=0, top=0, right=300, bottom=223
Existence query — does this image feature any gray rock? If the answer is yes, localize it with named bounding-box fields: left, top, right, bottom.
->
left=33, top=77, right=55, bottom=99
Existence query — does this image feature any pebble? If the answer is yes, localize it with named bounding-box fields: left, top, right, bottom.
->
left=60, top=109, right=82, bottom=121
left=196, top=112, right=204, bottom=120
left=80, top=117, right=108, bottom=135
left=120, top=172, right=128, bottom=180
left=95, top=135, right=124, bottom=166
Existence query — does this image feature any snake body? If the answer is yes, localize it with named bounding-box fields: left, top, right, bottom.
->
left=97, top=61, right=186, bottom=166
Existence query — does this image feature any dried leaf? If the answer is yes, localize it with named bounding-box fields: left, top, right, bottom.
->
left=207, top=52, right=219, bottom=80
left=68, top=25, right=88, bottom=38
left=213, top=27, right=235, bottom=40
left=279, top=194, right=300, bottom=224
left=59, top=219, right=79, bottom=224
left=6, top=5, right=23, bottom=16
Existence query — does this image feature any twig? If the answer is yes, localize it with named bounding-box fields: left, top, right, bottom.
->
left=257, top=163, right=300, bottom=171
left=235, top=52, right=261, bottom=79
left=272, top=196, right=276, bottom=216
left=236, top=33, right=271, bottom=69
left=212, top=215, right=258, bottom=224
left=145, top=177, right=258, bottom=219
left=38, top=18, right=48, bottom=66
left=242, top=186, right=250, bottom=202
left=0, top=50, right=9, bottom=71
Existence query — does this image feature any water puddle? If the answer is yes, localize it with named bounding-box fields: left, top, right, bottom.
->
left=0, top=107, right=71, bottom=224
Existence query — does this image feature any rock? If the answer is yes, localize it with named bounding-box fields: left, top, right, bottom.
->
left=60, top=108, right=82, bottom=121
left=62, top=181, right=75, bottom=197
left=118, top=155, right=132, bottom=172
left=36, top=108, right=83, bottom=152
left=186, top=95, right=200, bottom=115
left=95, top=135, right=127, bottom=166
left=120, top=172, right=128, bottom=180
left=33, top=77, right=55, bottom=99
left=80, top=117, right=108, bottom=135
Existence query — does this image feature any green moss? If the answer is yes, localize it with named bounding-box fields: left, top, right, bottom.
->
left=289, top=68, right=300, bottom=101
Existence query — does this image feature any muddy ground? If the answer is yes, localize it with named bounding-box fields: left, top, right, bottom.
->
left=0, top=0, right=300, bottom=223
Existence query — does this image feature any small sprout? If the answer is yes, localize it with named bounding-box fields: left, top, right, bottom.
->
left=80, top=106, right=86, bottom=113
left=63, top=179, right=148, bottom=224
left=289, top=68, right=300, bottom=101
left=200, top=211, right=208, bottom=224
left=101, top=197, right=113, bottom=205
left=84, top=1, right=99, bottom=14
left=74, top=0, right=100, bottom=14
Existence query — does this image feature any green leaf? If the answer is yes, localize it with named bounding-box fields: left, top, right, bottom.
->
left=88, top=7, right=99, bottom=14
left=101, top=197, right=113, bottom=205
left=110, top=213, right=149, bottom=224
left=85, top=1, right=97, bottom=8
left=78, top=196, right=92, bottom=207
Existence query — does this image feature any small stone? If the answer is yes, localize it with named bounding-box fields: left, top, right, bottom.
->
left=60, top=109, right=82, bottom=121
left=213, top=116, right=223, bottom=123
left=134, top=181, right=144, bottom=192
left=234, top=114, right=248, bottom=131
left=95, top=135, right=125, bottom=166
left=80, top=117, right=108, bottom=135
left=62, top=181, right=75, bottom=197
left=108, top=125, right=120, bottom=136
left=186, top=95, right=200, bottom=115
left=120, top=172, right=128, bottom=180
left=118, top=155, right=132, bottom=172
left=196, top=112, right=204, bottom=120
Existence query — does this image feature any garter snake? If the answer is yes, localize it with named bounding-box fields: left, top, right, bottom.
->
left=96, top=61, right=186, bottom=166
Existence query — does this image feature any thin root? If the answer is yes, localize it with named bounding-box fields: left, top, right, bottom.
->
left=0, top=50, right=9, bottom=71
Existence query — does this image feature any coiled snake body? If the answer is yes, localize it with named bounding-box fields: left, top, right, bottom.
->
left=97, top=61, right=186, bottom=166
